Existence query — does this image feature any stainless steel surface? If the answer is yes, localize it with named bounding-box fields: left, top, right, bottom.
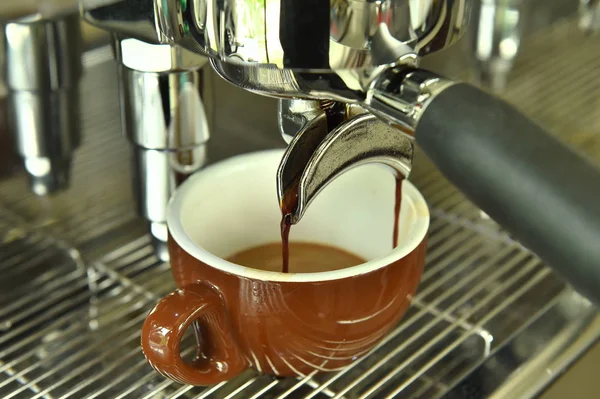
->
left=468, top=0, right=524, bottom=93
left=579, top=0, right=600, bottom=33
left=278, top=112, right=413, bottom=224
left=117, top=66, right=210, bottom=149
left=132, top=145, right=207, bottom=260
left=3, top=14, right=81, bottom=90
left=0, top=0, right=78, bottom=21
left=81, top=0, right=471, bottom=101
left=10, top=88, right=80, bottom=195
left=456, top=0, right=578, bottom=92
left=278, top=99, right=330, bottom=145
left=0, top=15, right=600, bottom=399
left=82, top=0, right=471, bottom=64
left=79, top=0, right=167, bottom=45
left=367, top=69, right=457, bottom=130
left=115, top=37, right=209, bottom=73
left=2, top=11, right=83, bottom=195
left=487, top=293, right=599, bottom=399
left=113, top=37, right=212, bottom=259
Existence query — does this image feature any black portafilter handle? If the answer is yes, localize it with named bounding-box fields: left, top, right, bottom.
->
left=413, top=83, right=600, bottom=305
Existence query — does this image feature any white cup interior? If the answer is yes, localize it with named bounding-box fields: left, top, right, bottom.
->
left=168, top=149, right=429, bottom=282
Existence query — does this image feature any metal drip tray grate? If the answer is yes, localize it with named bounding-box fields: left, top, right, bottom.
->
left=0, top=178, right=570, bottom=399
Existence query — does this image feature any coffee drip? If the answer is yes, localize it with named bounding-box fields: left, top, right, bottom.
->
left=393, top=177, right=404, bottom=249
left=280, top=216, right=293, bottom=274
left=279, top=176, right=404, bottom=273
left=280, top=180, right=299, bottom=274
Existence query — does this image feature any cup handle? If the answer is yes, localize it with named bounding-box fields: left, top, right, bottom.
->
left=141, top=282, right=247, bottom=385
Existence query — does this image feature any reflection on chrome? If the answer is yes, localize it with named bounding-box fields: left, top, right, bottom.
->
left=82, top=0, right=471, bottom=100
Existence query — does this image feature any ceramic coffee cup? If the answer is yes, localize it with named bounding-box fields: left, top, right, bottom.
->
left=141, top=149, right=429, bottom=385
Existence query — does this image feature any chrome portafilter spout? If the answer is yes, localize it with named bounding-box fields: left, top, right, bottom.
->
left=1, top=9, right=83, bottom=195
left=277, top=99, right=414, bottom=223
left=275, top=68, right=454, bottom=223
left=112, top=38, right=212, bottom=260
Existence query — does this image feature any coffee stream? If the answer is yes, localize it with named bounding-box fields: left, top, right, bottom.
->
left=280, top=215, right=293, bottom=274
left=280, top=185, right=298, bottom=274
left=279, top=176, right=404, bottom=273
left=393, top=177, right=404, bottom=249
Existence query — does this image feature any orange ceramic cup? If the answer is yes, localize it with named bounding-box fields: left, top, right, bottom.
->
left=141, top=149, right=429, bottom=385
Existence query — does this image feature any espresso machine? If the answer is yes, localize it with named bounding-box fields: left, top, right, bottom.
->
left=1, top=1, right=83, bottom=195
left=1, top=1, right=600, bottom=398
left=1, top=1, right=213, bottom=260
left=468, top=0, right=600, bottom=93
left=80, top=0, right=600, bottom=305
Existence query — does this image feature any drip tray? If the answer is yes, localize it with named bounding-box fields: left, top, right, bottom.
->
left=1, top=202, right=597, bottom=398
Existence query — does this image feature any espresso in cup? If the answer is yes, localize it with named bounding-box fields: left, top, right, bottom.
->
left=228, top=242, right=365, bottom=273
left=141, top=149, right=429, bottom=386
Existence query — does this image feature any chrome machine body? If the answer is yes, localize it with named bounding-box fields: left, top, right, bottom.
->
left=112, top=37, right=212, bottom=260
left=83, top=0, right=468, bottom=105
left=467, top=0, right=524, bottom=93
left=1, top=1, right=213, bottom=258
left=82, top=0, right=470, bottom=218
left=1, top=3, right=83, bottom=195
